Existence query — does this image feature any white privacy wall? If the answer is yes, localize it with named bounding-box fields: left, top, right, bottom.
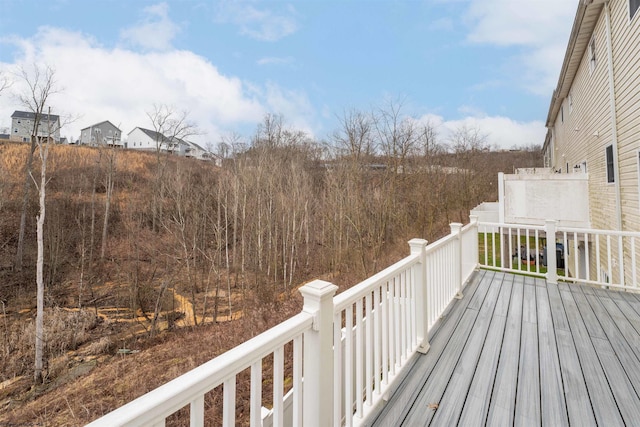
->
left=500, top=173, right=590, bottom=228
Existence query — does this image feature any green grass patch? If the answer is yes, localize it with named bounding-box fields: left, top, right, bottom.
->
left=478, top=232, right=565, bottom=276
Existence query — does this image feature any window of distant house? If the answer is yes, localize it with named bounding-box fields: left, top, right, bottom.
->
left=568, top=92, right=573, bottom=113
left=631, top=0, right=640, bottom=19
left=589, top=36, right=597, bottom=73
left=606, top=145, right=615, bottom=183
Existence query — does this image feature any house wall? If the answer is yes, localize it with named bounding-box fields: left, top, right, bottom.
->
left=549, top=0, right=640, bottom=285
left=551, top=8, right=612, bottom=232
left=127, top=128, right=157, bottom=150
left=80, top=128, right=91, bottom=145
left=10, top=116, right=61, bottom=142
left=610, top=0, right=640, bottom=286
left=80, top=122, right=122, bottom=146
left=610, top=0, right=640, bottom=231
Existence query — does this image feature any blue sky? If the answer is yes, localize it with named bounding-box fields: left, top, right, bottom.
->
left=0, top=0, right=577, bottom=149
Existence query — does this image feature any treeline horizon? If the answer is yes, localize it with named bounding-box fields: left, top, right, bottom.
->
left=0, top=107, right=540, bottom=383
left=1, top=106, right=542, bottom=305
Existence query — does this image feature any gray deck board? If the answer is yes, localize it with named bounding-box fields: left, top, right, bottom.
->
left=569, top=284, right=606, bottom=339
left=456, top=274, right=513, bottom=427
left=559, top=283, right=624, bottom=426
left=368, top=271, right=640, bottom=427
left=426, top=272, right=503, bottom=426
left=514, top=282, right=540, bottom=426
left=599, top=296, right=640, bottom=363
left=365, top=270, right=489, bottom=427
left=485, top=274, right=524, bottom=426
left=582, top=289, right=640, bottom=390
left=536, top=283, right=569, bottom=427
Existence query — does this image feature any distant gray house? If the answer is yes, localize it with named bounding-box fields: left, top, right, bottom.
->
left=10, top=110, right=61, bottom=143
left=80, top=121, right=122, bottom=147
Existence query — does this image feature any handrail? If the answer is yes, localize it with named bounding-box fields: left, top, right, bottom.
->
left=333, top=254, right=420, bottom=313
left=86, top=312, right=314, bottom=426
left=87, top=220, right=484, bottom=427
left=424, top=230, right=457, bottom=254
left=477, top=220, right=639, bottom=291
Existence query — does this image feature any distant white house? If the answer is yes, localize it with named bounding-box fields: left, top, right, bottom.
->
left=10, top=110, right=61, bottom=143
left=127, top=127, right=217, bottom=162
left=127, top=127, right=174, bottom=152
left=80, top=121, right=122, bottom=147
left=181, top=140, right=215, bottom=161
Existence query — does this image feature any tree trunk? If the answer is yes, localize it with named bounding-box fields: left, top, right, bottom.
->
left=34, top=138, right=50, bottom=384
left=15, top=141, right=37, bottom=271
left=101, top=150, right=115, bottom=259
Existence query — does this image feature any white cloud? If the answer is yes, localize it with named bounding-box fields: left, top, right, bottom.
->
left=0, top=27, right=316, bottom=145
left=262, top=82, right=317, bottom=136
left=416, top=112, right=545, bottom=150
left=120, top=2, right=180, bottom=51
left=216, top=2, right=298, bottom=42
left=462, top=0, right=576, bottom=95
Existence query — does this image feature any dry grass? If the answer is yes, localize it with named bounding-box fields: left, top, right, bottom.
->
left=1, top=307, right=101, bottom=381
left=0, top=296, right=302, bottom=426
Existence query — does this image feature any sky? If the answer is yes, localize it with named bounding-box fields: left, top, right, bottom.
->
left=0, top=0, right=578, bottom=150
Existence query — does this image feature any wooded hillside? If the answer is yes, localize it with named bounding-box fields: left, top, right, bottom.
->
left=0, top=114, right=541, bottom=425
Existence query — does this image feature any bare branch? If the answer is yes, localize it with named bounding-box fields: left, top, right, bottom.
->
left=0, top=72, right=11, bottom=96
left=146, top=104, right=199, bottom=153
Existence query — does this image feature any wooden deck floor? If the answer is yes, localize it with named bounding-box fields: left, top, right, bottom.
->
left=367, top=269, right=640, bottom=427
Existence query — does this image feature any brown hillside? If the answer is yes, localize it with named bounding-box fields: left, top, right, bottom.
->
left=0, top=140, right=541, bottom=425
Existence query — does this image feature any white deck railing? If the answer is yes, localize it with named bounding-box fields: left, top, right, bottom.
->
left=87, top=221, right=478, bottom=427
left=478, top=220, right=640, bottom=291
left=88, top=218, right=639, bottom=426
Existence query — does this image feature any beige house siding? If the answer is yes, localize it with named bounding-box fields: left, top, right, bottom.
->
left=610, top=0, right=640, bottom=285
left=610, top=0, right=640, bottom=232
left=546, top=0, right=640, bottom=286
left=551, top=7, right=613, bottom=232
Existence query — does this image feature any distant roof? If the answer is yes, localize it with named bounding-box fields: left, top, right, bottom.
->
left=545, top=2, right=604, bottom=128
left=11, top=110, right=60, bottom=121
left=185, top=140, right=208, bottom=152
left=128, top=126, right=170, bottom=142
left=80, top=120, right=122, bottom=132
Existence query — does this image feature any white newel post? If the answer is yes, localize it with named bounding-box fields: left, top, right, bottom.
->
left=300, top=280, right=338, bottom=427
left=409, top=238, right=429, bottom=354
left=450, top=223, right=464, bottom=299
left=498, top=172, right=505, bottom=224
left=469, top=215, right=479, bottom=269
left=545, top=220, right=558, bottom=284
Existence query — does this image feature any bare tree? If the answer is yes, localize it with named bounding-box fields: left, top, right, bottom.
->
left=448, top=123, right=488, bottom=154
left=32, top=107, right=54, bottom=383
left=332, top=109, right=375, bottom=163
left=100, top=140, right=118, bottom=260
left=146, top=104, right=197, bottom=231
left=374, top=98, right=419, bottom=174
left=147, top=104, right=197, bottom=155
left=417, top=120, right=442, bottom=161
left=448, top=123, right=490, bottom=220
left=15, top=65, right=58, bottom=271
